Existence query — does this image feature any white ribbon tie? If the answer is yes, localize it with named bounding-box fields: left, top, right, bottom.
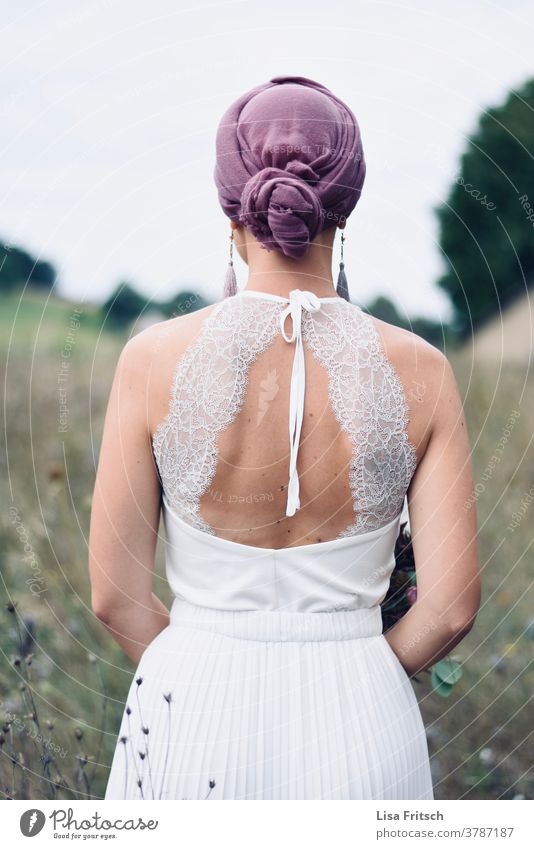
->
left=279, top=289, right=322, bottom=517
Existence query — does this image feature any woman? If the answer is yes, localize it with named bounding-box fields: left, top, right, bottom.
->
left=90, top=75, right=481, bottom=800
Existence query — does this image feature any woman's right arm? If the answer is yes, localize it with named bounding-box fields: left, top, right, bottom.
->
left=384, top=348, right=481, bottom=677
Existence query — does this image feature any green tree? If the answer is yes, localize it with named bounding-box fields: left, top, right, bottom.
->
left=102, top=281, right=148, bottom=328
left=0, top=239, right=56, bottom=293
left=435, top=78, right=534, bottom=337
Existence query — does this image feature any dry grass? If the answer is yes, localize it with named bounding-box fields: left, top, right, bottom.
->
left=418, top=351, right=534, bottom=799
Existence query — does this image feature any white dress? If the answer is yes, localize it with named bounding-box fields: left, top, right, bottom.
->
left=104, top=288, right=434, bottom=800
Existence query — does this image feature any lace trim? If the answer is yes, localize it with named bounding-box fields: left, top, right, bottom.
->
left=152, top=298, right=282, bottom=534
left=303, top=305, right=417, bottom=535
left=152, top=296, right=418, bottom=538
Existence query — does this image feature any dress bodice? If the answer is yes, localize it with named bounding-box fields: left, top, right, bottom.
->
left=162, top=492, right=405, bottom=613
left=152, top=288, right=417, bottom=541
left=151, top=287, right=416, bottom=614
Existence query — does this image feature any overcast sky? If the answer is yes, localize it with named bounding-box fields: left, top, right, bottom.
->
left=1, top=0, right=533, bottom=321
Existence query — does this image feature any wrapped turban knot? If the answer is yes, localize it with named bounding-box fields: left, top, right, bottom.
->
left=240, top=163, right=322, bottom=260
left=214, top=75, right=366, bottom=259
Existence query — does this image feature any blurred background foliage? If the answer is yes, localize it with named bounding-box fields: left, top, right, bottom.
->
left=436, top=77, right=534, bottom=337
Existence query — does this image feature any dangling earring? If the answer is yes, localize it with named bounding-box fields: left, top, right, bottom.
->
left=336, top=229, right=350, bottom=302
left=223, top=227, right=238, bottom=298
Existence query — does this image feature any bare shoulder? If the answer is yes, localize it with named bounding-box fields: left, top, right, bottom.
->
left=371, top=315, right=453, bottom=383
left=119, top=302, right=219, bottom=367
left=112, top=302, right=220, bottom=435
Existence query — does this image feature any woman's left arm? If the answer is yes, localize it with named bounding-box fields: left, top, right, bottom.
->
left=89, top=332, right=169, bottom=666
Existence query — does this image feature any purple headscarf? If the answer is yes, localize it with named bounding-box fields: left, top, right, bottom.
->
left=214, top=75, right=366, bottom=259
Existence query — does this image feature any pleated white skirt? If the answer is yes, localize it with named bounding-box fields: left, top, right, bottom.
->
left=104, top=598, right=434, bottom=800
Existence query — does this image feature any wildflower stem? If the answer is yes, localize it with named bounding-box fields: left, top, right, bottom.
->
left=126, top=709, right=143, bottom=799
left=135, top=683, right=155, bottom=800
left=158, top=694, right=172, bottom=800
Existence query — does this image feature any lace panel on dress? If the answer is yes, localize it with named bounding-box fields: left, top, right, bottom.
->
left=302, top=303, right=417, bottom=534
left=152, top=295, right=418, bottom=539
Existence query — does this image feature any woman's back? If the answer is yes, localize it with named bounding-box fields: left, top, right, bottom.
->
left=141, top=288, right=435, bottom=551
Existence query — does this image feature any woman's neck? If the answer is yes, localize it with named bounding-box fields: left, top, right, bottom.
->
left=244, top=271, right=337, bottom=299
left=242, top=232, right=338, bottom=299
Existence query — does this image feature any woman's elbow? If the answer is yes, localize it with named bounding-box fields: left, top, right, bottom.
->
left=91, top=587, right=143, bottom=626
left=91, top=592, right=121, bottom=626
left=447, top=607, right=479, bottom=639
left=446, top=576, right=482, bottom=638
left=92, top=600, right=113, bottom=625
left=89, top=565, right=129, bottom=624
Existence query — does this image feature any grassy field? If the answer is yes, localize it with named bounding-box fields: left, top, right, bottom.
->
left=0, top=290, right=532, bottom=800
